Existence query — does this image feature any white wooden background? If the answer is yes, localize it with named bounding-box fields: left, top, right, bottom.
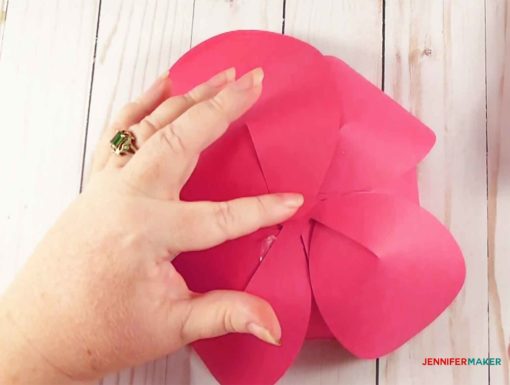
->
left=0, top=0, right=508, bottom=384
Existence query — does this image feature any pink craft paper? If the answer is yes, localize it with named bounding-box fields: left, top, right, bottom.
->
left=170, top=30, right=465, bottom=385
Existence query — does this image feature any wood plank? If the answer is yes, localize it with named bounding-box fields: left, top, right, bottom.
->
left=487, top=0, right=510, bottom=384
left=285, top=0, right=383, bottom=85
left=283, top=1, right=383, bottom=384
left=191, top=0, right=284, bottom=46
left=381, top=1, right=488, bottom=384
left=0, top=0, right=100, bottom=293
left=83, top=1, right=194, bottom=384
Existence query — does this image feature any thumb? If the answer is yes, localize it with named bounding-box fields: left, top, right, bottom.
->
left=178, top=290, right=281, bottom=346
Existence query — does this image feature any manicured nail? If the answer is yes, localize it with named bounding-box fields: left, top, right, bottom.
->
left=233, top=68, right=264, bottom=90
left=277, top=193, right=304, bottom=208
left=247, top=322, right=281, bottom=346
left=207, top=67, right=236, bottom=87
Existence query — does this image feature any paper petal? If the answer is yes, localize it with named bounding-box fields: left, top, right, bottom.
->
left=319, top=57, right=436, bottom=194
left=170, top=30, right=340, bottom=207
left=175, top=122, right=273, bottom=291
left=310, top=193, right=465, bottom=357
left=243, top=46, right=339, bottom=200
left=374, top=169, right=419, bottom=203
left=306, top=297, right=333, bottom=339
left=180, top=124, right=269, bottom=201
left=193, top=222, right=311, bottom=385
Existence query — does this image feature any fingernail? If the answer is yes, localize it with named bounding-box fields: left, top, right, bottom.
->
left=246, top=322, right=281, bottom=346
left=207, top=67, right=236, bottom=87
left=233, top=68, right=264, bottom=91
left=276, top=193, right=304, bottom=208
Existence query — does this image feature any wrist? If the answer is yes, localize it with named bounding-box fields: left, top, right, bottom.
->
left=0, top=297, right=93, bottom=385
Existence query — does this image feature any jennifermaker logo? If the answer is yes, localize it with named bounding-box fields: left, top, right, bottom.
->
left=422, top=357, right=502, bottom=366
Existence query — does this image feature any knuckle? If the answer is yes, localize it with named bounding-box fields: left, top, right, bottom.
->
left=220, top=305, right=236, bottom=333
left=254, top=196, right=267, bottom=217
left=205, top=97, right=231, bottom=124
left=214, top=202, right=236, bottom=239
left=159, top=124, right=186, bottom=154
left=139, top=116, right=159, bottom=135
left=184, top=89, right=199, bottom=104
left=177, top=303, right=194, bottom=344
left=175, top=92, right=196, bottom=108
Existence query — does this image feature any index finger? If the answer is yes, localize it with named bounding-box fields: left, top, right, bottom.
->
left=170, top=193, right=304, bottom=252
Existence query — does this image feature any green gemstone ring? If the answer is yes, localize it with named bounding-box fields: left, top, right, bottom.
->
left=110, top=130, right=137, bottom=156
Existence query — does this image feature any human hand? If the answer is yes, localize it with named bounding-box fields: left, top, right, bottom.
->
left=0, top=68, right=303, bottom=384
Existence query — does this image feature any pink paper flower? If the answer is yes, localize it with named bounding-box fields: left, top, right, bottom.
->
left=172, top=30, right=465, bottom=385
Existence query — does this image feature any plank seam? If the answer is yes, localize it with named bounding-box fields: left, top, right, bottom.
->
left=79, top=0, right=103, bottom=192
left=484, top=0, right=490, bottom=384
left=281, top=0, right=287, bottom=34
left=189, top=0, right=196, bottom=48
left=381, top=0, right=386, bottom=91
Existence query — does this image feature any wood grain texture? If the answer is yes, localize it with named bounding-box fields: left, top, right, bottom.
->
left=83, top=1, right=194, bottom=384
left=191, top=0, right=284, bottom=46
left=487, top=0, right=510, bottom=384
left=382, top=1, right=488, bottom=384
left=0, top=0, right=99, bottom=293
left=285, top=0, right=383, bottom=85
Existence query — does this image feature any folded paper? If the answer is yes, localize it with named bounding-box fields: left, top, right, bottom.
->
left=169, top=30, right=465, bottom=385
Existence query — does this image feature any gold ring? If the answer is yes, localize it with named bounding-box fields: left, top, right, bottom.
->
left=110, top=130, right=137, bottom=156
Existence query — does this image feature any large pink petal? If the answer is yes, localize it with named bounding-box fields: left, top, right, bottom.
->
left=170, top=31, right=340, bottom=207
left=310, top=193, right=465, bottom=357
left=193, top=222, right=311, bottom=384
left=306, top=170, right=419, bottom=340
left=320, top=57, right=435, bottom=194
left=244, top=51, right=339, bottom=201
left=374, top=169, right=419, bottom=203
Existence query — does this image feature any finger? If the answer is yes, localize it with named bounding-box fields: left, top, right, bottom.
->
left=91, top=72, right=170, bottom=173
left=134, top=68, right=237, bottom=144
left=123, top=67, right=264, bottom=199
left=169, top=193, right=303, bottom=252
left=109, top=67, right=236, bottom=168
left=173, top=290, right=281, bottom=346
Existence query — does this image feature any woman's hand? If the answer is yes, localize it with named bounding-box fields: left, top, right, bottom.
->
left=0, top=67, right=303, bottom=385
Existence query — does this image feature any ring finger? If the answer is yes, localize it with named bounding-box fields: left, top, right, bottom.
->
left=109, top=68, right=236, bottom=168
